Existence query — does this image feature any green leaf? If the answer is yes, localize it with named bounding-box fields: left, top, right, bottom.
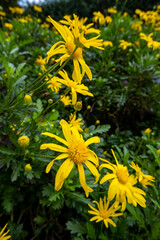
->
left=11, top=164, right=22, bottom=182
left=0, top=146, right=16, bottom=155
left=36, top=99, right=43, bottom=114
left=91, top=124, right=110, bottom=135
left=15, top=62, right=26, bottom=78
left=66, top=220, right=86, bottom=235
left=86, top=222, right=96, bottom=240
left=146, top=145, right=160, bottom=167
left=126, top=204, right=145, bottom=229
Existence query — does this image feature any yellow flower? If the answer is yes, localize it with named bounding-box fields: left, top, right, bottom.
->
left=157, top=148, right=160, bottom=154
left=74, top=101, right=82, bottom=111
left=92, top=11, right=105, bottom=25
left=103, top=41, right=113, bottom=47
left=60, top=95, right=71, bottom=106
left=33, top=5, right=42, bottom=12
left=4, top=23, right=13, bottom=30
left=47, top=16, right=103, bottom=80
left=18, top=136, right=30, bottom=148
left=25, top=164, right=32, bottom=172
left=95, top=120, right=100, bottom=124
left=46, top=75, right=62, bottom=93
left=100, top=149, right=146, bottom=211
left=0, top=223, right=11, bottom=240
left=130, top=161, right=155, bottom=188
left=123, top=12, right=128, bottom=17
left=40, top=119, right=100, bottom=197
left=9, top=7, right=23, bottom=14
left=35, top=56, right=46, bottom=66
left=131, top=21, right=142, bottom=32
left=24, top=94, right=32, bottom=105
left=88, top=197, right=123, bottom=228
left=119, top=40, right=132, bottom=50
left=144, top=128, right=152, bottom=134
left=140, top=32, right=153, bottom=42
left=108, top=8, right=117, bottom=14
left=69, top=113, right=84, bottom=132
left=87, top=105, right=91, bottom=110
left=56, top=70, right=93, bottom=104
left=0, top=11, right=6, bottom=17
left=147, top=40, right=160, bottom=51
left=105, top=16, right=112, bottom=24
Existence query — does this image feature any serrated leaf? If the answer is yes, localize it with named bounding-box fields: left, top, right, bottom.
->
left=0, top=146, right=16, bottom=155
left=11, top=164, right=22, bottom=182
left=36, top=99, right=43, bottom=114
left=66, top=220, right=86, bottom=235
left=49, top=191, right=62, bottom=202
left=91, top=124, right=110, bottom=135
left=13, top=75, right=26, bottom=88
left=126, top=204, right=145, bottom=229
left=66, top=192, right=91, bottom=205
left=15, top=62, right=26, bottom=77
left=86, top=222, right=96, bottom=240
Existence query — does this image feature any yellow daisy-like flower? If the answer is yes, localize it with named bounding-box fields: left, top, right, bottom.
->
left=140, top=32, right=153, bottom=42
left=0, top=11, right=6, bottom=17
left=105, top=16, right=112, bottom=24
left=130, top=161, right=155, bottom=188
left=60, top=95, right=71, bottom=106
left=25, top=163, right=32, bottom=172
left=100, top=149, right=146, bottom=211
left=56, top=70, right=93, bottom=104
left=92, top=11, right=105, bottom=25
left=47, top=16, right=103, bottom=80
left=40, top=119, right=100, bottom=197
left=103, top=41, right=113, bottom=47
left=69, top=113, right=84, bottom=132
left=108, top=8, right=117, bottom=14
left=119, top=40, right=132, bottom=50
left=4, top=23, right=13, bottom=30
left=88, top=197, right=123, bottom=228
left=33, top=5, right=42, bottom=12
left=0, top=223, right=11, bottom=240
left=46, top=75, right=62, bottom=93
left=18, top=136, right=30, bottom=148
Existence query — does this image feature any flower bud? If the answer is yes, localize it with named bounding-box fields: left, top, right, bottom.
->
left=144, top=128, right=152, bottom=134
left=74, top=101, right=82, bottom=111
left=24, top=95, right=32, bottom=105
left=25, top=164, right=32, bottom=172
left=18, top=136, right=30, bottom=147
left=87, top=105, right=91, bottom=110
left=48, top=99, right=53, bottom=104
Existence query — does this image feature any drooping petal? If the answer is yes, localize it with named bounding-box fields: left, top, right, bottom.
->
left=100, top=173, right=116, bottom=184
left=55, top=158, right=74, bottom=191
left=79, top=58, right=92, bottom=80
left=45, top=153, right=69, bottom=173
left=40, top=143, right=67, bottom=152
left=85, top=136, right=100, bottom=146
left=78, top=163, right=93, bottom=197
left=41, top=132, right=68, bottom=146
left=108, top=178, right=118, bottom=201
left=99, top=163, right=116, bottom=172
left=88, top=150, right=99, bottom=166
left=85, top=161, right=99, bottom=184
left=107, top=218, right=116, bottom=227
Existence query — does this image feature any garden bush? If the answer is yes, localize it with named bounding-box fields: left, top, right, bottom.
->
left=0, top=3, right=160, bottom=240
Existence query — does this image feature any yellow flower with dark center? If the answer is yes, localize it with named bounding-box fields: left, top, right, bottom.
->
left=60, top=95, right=71, bottom=106
left=40, top=119, right=100, bottom=197
left=88, top=197, right=123, bottom=228
left=119, top=40, right=132, bottom=50
left=99, top=149, right=146, bottom=211
left=69, top=113, right=84, bottom=132
left=18, top=136, right=30, bottom=148
left=56, top=70, right=93, bottom=104
left=0, top=223, right=11, bottom=240
left=130, top=161, right=155, bottom=187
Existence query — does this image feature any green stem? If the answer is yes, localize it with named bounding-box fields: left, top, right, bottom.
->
left=135, top=139, right=144, bottom=155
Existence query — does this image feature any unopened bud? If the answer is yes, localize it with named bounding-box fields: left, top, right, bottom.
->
left=74, top=101, right=82, bottom=111
left=24, top=94, right=32, bottom=105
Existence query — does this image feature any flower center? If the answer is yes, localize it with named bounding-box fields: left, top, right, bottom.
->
left=100, top=209, right=109, bottom=219
left=66, top=39, right=75, bottom=55
left=116, top=165, right=128, bottom=184
left=68, top=140, right=88, bottom=164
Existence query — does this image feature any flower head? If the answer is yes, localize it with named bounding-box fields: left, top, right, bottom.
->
left=18, top=136, right=30, bottom=148
left=144, top=128, right=152, bottom=134
left=130, top=161, right=155, bottom=187
left=119, top=40, right=132, bottom=50
left=46, top=75, right=62, bottom=93
left=92, top=11, right=105, bottom=25
left=60, top=95, right=71, bottom=106
left=88, top=197, right=123, bottom=228
left=0, top=223, right=11, bottom=240
left=69, top=113, right=84, bottom=132
left=100, top=149, right=146, bottom=211
left=40, top=119, right=100, bottom=197
left=33, top=5, right=42, bottom=12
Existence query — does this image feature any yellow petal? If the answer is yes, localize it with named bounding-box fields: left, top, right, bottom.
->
left=55, top=158, right=74, bottom=191
left=79, top=58, right=92, bottom=80
left=108, top=178, right=118, bottom=201
left=85, top=136, right=100, bottom=146
left=46, top=160, right=54, bottom=173
left=60, top=119, right=72, bottom=143
left=41, top=132, right=68, bottom=146
left=107, top=218, right=116, bottom=227
left=100, top=173, right=116, bottom=184
left=40, top=143, right=67, bottom=152
left=85, top=161, right=99, bottom=184
left=88, top=150, right=99, bottom=166
left=78, top=163, right=93, bottom=197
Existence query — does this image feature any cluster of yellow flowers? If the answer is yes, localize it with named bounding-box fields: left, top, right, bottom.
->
left=9, top=6, right=24, bottom=14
